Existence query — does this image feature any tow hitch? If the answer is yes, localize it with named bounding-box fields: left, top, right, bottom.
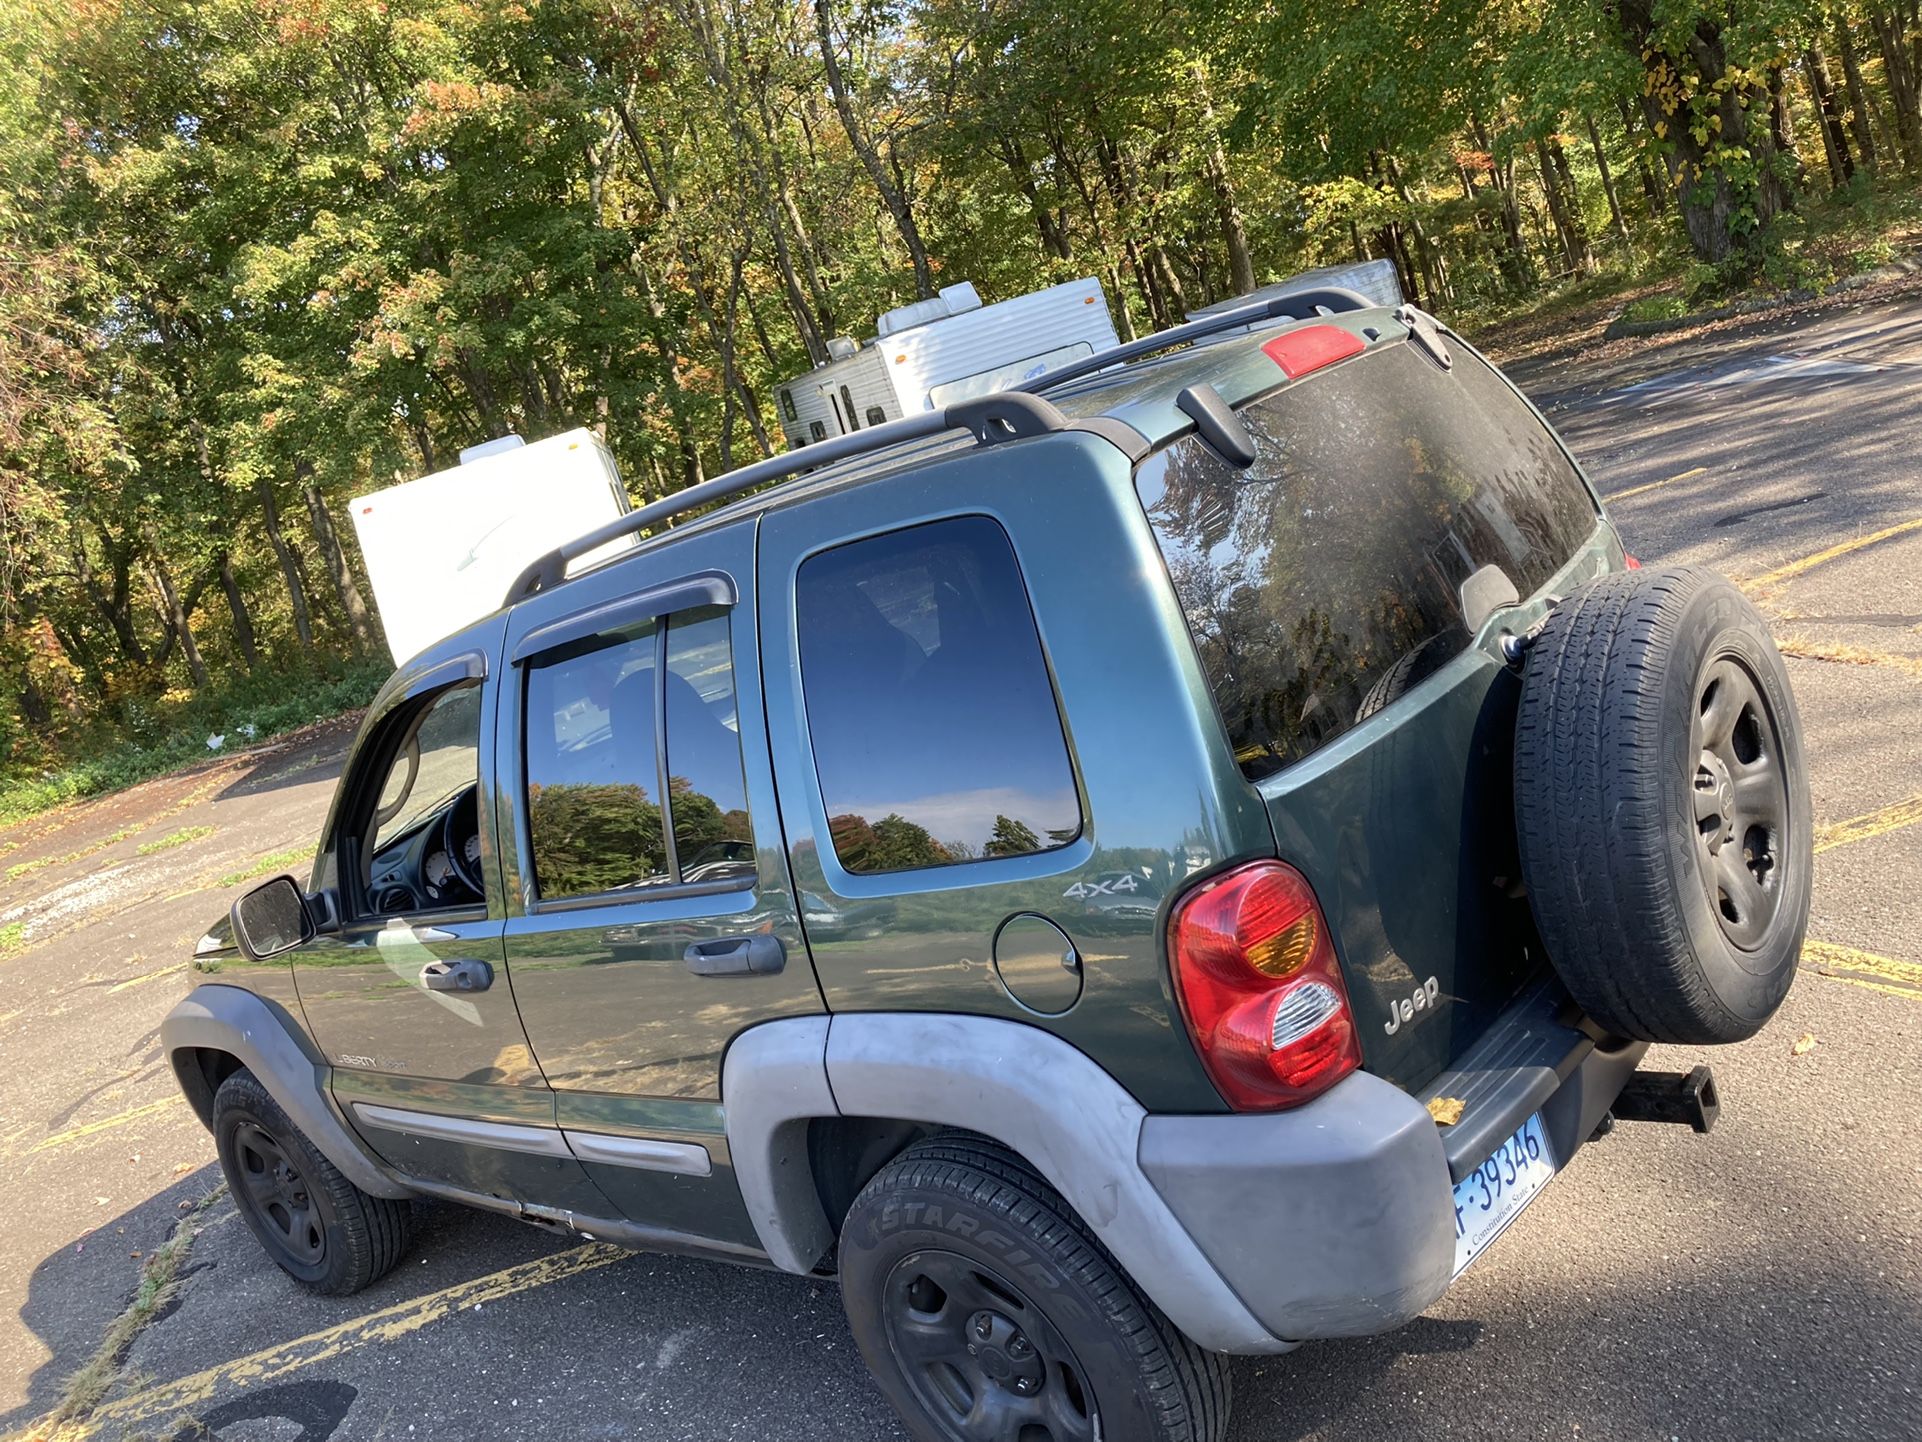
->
left=1604, top=1065, right=1720, bottom=1134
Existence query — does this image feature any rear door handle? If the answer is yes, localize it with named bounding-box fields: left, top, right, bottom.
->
left=420, top=958, right=494, bottom=992
left=684, top=934, right=786, bottom=977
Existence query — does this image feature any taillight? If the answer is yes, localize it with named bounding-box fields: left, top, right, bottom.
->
left=1168, top=860, right=1362, bottom=1111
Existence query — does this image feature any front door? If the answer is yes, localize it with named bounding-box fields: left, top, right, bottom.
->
left=293, top=636, right=608, bottom=1217
left=498, top=517, right=819, bottom=1253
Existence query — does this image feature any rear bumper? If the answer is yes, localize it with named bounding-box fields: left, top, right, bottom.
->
left=1141, top=981, right=1645, bottom=1341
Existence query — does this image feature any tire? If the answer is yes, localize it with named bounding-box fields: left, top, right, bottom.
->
left=838, top=1136, right=1229, bottom=1442
left=212, top=1069, right=412, bottom=1295
left=1514, top=567, right=1811, bottom=1044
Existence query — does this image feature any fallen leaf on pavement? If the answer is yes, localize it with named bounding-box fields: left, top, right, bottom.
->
left=1791, top=1033, right=1817, bottom=1057
left=1427, top=1096, right=1466, bottom=1125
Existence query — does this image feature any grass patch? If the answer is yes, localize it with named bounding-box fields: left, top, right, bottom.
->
left=53, top=1184, right=226, bottom=1424
left=0, top=921, right=26, bottom=958
left=135, top=825, right=215, bottom=857
left=215, top=845, right=309, bottom=888
left=1, top=656, right=387, bottom=830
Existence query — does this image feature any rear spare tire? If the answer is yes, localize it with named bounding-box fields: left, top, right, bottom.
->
left=1514, top=567, right=1810, bottom=1044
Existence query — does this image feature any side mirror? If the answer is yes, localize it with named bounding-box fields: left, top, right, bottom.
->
left=231, top=876, right=317, bottom=962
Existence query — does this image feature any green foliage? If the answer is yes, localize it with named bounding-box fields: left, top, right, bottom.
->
left=1, top=0, right=1918, bottom=826
left=136, top=824, right=215, bottom=855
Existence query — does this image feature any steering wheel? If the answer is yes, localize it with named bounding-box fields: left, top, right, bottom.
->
left=441, top=786, right=485, bottom=897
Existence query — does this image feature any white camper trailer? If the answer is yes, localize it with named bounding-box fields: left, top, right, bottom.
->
left=774, top=277, right=1121, bottom=449
left=349, top=429, right=635, bottom=665
left=1186, top=258, right=1405, bottom=323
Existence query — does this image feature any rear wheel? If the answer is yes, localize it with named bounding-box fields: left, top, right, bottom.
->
left=213, top=1069, right=412, bottom=1295
left=838, top=1137, right=1229, bottom=1442
left=1514, top=567, right=1811, bottom=1043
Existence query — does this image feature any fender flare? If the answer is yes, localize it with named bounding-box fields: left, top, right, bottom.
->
left=162, top=984, right=412, bottom=1201
left=722, top=1013, right=1285, bottom=1354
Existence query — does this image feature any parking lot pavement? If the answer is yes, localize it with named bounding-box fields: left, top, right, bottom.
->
left=4, top=295, right=1921, bottom=1442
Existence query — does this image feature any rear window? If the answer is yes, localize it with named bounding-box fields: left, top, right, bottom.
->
left=1136, top=339, right=1599, bottom=781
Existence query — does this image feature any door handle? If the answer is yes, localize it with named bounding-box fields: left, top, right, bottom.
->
left=420, top=958, right=494, bottom=992
left=683, top=934, right=786, bottom=977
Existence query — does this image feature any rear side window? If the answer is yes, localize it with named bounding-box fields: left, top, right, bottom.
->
left=796, top=516, right=1080, bottom=874
left=1137, top=340, right=1599, bottom=781
left=522, top=607, right=754, bottom=901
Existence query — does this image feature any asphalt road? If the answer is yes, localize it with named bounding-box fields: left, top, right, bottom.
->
left=4, top=294, right=1921, bottom=1442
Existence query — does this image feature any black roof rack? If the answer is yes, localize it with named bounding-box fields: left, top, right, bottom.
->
left=502, top=285, right=1375, bottom=605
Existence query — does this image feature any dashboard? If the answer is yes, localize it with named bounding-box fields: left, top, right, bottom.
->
left=367, top=784, right=484, bottom=915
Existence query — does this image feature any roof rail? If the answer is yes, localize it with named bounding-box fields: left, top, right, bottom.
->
left=502, top=285, right=1375, bottom=606
left=503, top=391, right=1079, bottom=603
left=1017, top=286, right=1374, bottom=396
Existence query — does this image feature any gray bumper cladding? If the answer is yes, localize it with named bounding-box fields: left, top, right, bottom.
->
left=160, top=984, right=412, bottom=1200
left=724, top=1013, right=1465, bottom=1354
left=1139, top=1070, right=1456, bottom=1339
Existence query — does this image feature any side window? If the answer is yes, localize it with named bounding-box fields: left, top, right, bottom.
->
left=359, top=683, right=483, bottom=916
left=808, top=420, right=827, bottom=443
left=864, top=406, right=887, bottom=428
left=840, top=385, right=860, bottom=430
left=522, top=608, right=755, bottom=902
left=795, top=516, right=1080, bottom=875
left=780, top=388, right=798, bottom=422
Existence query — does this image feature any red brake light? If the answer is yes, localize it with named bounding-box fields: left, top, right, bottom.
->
left=1260, top=324, right=1366, bottom=380
left=1168, top=860, right=1361, bottom=1111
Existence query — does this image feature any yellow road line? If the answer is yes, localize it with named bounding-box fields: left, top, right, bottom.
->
left=1800, top=939, right=1922, bottom=993
left=90, top=1243, right=627, bottom=1426
left=107, top=962, right=187, bottom=994
left=1603, top=465, right=1707, bottom=503
left=27, top=1097, right=183, bottom=1154
left=1744, top=516, right=1922, bottom=595
left=1814, top=794, right=1922, bottom=854
left=1776, top=638, right=1922, bottom=680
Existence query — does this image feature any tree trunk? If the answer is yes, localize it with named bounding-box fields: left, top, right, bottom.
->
left=144, top=531, right=208, bottom=687
left=1767, top=63, right=1806, bottom=199
left=1619, top=2, right=1789, bottom=261
left=1872, top=9, right=1922, bottom=169
left=1382, top=153, right=1450, bottom=305
left=997, top=132, right=1073, bottom=262
left=1469, top=115, right=1533, bottom=287
left=815, top=0, right=934, bottom=297
left=256, top=478, right=313, bottom=650
left=299, top=466, right=377, bottom=651
left=217, top=551, right=258, bottom=671
left=1193, top=61, right=1255, bottom=296
left=1616, top=98, right=1667, bottom=214
left=1534, top=137, right=1594, bottom=273
left=1805, top=45, right=1857, bottom=187
left=1836, top=15, right=1881, bottom=175
left=1583, top=114, right=1633, bottom=243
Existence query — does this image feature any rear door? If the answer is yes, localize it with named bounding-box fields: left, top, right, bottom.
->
left=1133, top=337, right=1613, bottom=1089
left=498, top=517, right=819, bottom=1252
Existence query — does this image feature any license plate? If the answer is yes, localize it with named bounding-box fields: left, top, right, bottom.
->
left=1451, top=1112, right=1556, bottom=1276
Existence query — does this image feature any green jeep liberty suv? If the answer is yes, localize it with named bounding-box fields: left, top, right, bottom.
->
left=163, top=291, right=1810, bottom=1442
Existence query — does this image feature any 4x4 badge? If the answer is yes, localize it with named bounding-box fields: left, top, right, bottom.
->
left=1383, top=976, right=1442, bottom=1035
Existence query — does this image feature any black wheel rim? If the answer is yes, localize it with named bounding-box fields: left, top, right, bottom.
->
left=881, top=1250, right=1097, bottom=1442
left=1690, top=654, right=1792, bottom=952
left=233, top=1122, right=326, bottom=1267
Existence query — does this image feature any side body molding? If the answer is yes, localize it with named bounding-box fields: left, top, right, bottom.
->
left=722, top=1013, right=1286, bottom=1354
left=162, top=984, right=412, bottom=1200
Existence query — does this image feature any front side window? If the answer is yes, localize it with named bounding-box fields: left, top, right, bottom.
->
left=522, top=608, right=754, bottom=901
left=357, top=682, right=484, bottom=916
left=796, top=516, right=1080, bottom=875
left=1136, top=340, right=1600, bottom=780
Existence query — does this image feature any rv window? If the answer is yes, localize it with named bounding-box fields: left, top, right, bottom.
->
left=780, top=388, right=797, bottom=422
left=809, top=420, right=827, bottom=442
left=840, top=386, right=860, bottom=430
left=795, top=516, right=1080, bottom=875
left=926, top=342, right=1096, bottom=410
left=865, top=406, right=887, bottom=427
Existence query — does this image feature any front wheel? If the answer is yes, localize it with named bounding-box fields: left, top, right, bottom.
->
left=212, top=1068, right=412, bottom=1295
left=838, top=1137, right=1229, bottom=1442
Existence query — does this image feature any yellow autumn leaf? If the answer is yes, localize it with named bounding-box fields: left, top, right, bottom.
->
left=1427, top=1096, right=1466, bottom=1126
left=1654, top=120, right=1668, bottom=139
left=1790, top=1033, right=1817, bottom=1057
